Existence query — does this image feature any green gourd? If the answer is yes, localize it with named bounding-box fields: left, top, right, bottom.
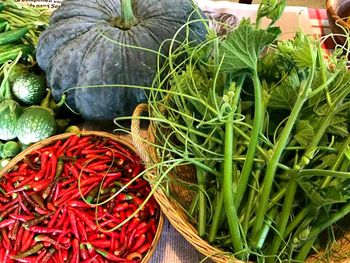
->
left=36, top=0, right=207, bottom=121
left=15, top=106, right=56, bottom=145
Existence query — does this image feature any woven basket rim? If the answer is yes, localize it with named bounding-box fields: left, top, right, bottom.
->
left=0, top=130, right=164, bottom=263
left=130, top=103, right=350, bottom=263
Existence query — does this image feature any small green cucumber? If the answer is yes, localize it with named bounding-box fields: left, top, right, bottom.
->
left=0, top=44, right=34, bottom=64
left=0, top=26, right=30, bottom=46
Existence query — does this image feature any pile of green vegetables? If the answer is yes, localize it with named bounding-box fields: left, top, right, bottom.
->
left=0, top=1, right=74, bottom=170
left=120, top=0, right=350, bottom=261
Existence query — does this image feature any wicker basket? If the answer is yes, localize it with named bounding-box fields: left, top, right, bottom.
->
left=131, top=103, right=350, bottom=263
left=0, top=130, right=164, bottom=263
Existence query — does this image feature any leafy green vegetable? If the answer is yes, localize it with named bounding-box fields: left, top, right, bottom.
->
left=116, top=0, right=350, bottom=261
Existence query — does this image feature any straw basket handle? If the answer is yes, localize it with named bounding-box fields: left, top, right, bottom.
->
left=131, top=103, right=151, bottom=163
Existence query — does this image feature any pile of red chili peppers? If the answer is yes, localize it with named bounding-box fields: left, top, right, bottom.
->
left=0, top=134, right=160, bottom=262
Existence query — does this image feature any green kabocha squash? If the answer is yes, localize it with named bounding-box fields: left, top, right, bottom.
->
left=36, top=0, right=207, bottom=121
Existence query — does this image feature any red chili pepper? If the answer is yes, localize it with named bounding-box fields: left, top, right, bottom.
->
left=137, top=243, right=151, bottom=254
left=88, top=240, right=111, bottom=249
left=81, top=148, right=108, bottom=155
left=74, top=162, right=97, bottom=174
left=3, top=249, right=13, bottom=263
left=36, top=248, right=48, bottom=261
left=126, top=217, right=141, bottom=234
left=66, top=140, right=92, bottom=154
left=69, top=165, right=80, bottom=180
left=0, top=219, right=15, bottom=228
left=134, top=223, right=148, bottom=238
left=52, top=181, right=61, bottom=202
left=126, top=179, right=149, bottom=190
left=0, top=196, right=9, bottom=203
left=0, top=203, right=18, bottom=221
left=68, top=209, right=80, bottom=240
left=80, top=254, right=99, bottom=263
left=0, top=248, right=5, bottom=262
left=68, top=200, right=93, bottom=208
left=127, top=228, right=138, bottom=250
left=34, top=235, right=69, bottom=250
left=17, top=194, right=31, bottom=216
left=102, top=175, right=121, bottom=189
left=40, top=152, right=50, bottom=177
left=114, top=202, right=129, bottom=212
left=76, top=218, right=87, bottom=242
left=1, top=228, right=12, bottom=250
left=30, top=193, right=45, bottom=209
left=86, top=162, right=110, bottom=172
left=9, top=216, right=20, bottom=240
left=78, top=243, right=88, bottom=260
left=41, top=248, right=55, bottom=263
left=85, top=242, right=96, bottom=257
left=14, top=226, right=24, bottom=253
left=96, top=248, right=129, bottom=262
left=21, top=191, right=40, bottom=209
left=130, top=234, right=146, bottom=252
left=54, top=206, right=67, bottom=229
left=47, top=208, right=61, bottom=228
left=119, top=225, right=127, bottom=246
left=14, top=256, right=38, bottom=263
left=13, top=243, right=43, bottom=259
left=107, top=140, right=135, bottom=161
left=126, top=252, right=142, bottom=261
left=54, top=160, right=64, bottom=179
left=149, top=218, right=157, bottom=235
left=54, top=183, right=99, bottom=207
left=27, top=226, right=63, bottom=234
left=42, top=178, right=59, bottom=200
left=10, top=175, right=26, bottom=183
left=20, top=230, right=32, bottom=252
left=115, top=193, right=133, bottom=202
left=31, top=180, right=50, bottom=192
left=56, top=135, right=79, bottom=156
left=48, top=154, right=58, bottom=180
left=23, top=213, right=52, bottom=229
left=74, top=209, right=97, bottom=231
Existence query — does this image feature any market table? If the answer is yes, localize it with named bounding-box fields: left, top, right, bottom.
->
left=14, top=1, right=337, bottom=262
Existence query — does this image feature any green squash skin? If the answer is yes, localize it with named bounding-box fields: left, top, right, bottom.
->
left=11, top=73, right=47, bottom=105
left=36, top=0, right=208, bottom=121
left=0, top=99, right=22, bottom=141
left=16, top=106, right=56, bottom=145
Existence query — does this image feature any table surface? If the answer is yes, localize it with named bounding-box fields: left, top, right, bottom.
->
left=147, top=3, right=334, bottom=263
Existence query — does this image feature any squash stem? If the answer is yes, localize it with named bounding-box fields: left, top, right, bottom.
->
left=252, top=62, right=316, bottom=249
left=234, top=70, right=264, bottom=209
left=115, top=0, right=138, bottom=29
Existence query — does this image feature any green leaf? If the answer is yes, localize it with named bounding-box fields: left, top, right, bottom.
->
left=267, top=69, right=300, bottom=109
left=319, top=154, right=337, bottom=169
left=327, top=115, right=349, bottom=137
left=257, top=0, right=286, bottom=25
left=297, top=177, right=350, bottom=207
left=219, top=22, right=281, bottom=74
left=293, top=120, right=315, bottom=146
left=291, top=32, right=316, bottom=69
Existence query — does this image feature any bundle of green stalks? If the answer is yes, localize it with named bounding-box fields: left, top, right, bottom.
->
left=116, top=0, right=350, bottom=261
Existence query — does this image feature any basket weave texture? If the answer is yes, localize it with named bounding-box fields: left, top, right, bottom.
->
left=131, top=103, right=350, bottom=263
left=0, top=131, right=164, bottom=263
